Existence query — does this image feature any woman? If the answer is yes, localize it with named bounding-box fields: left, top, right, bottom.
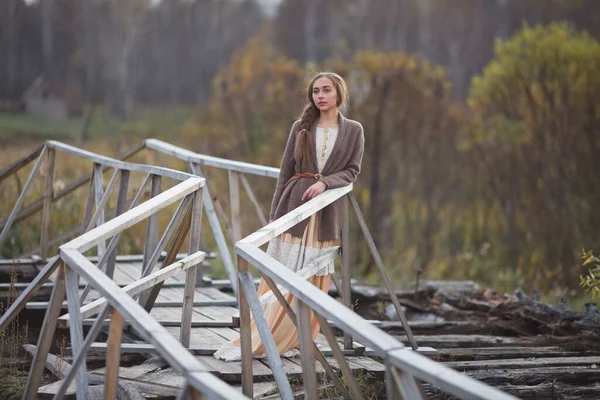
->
left=214, top=72, right=365, bottom=361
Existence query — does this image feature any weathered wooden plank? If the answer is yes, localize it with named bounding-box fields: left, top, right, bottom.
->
left=465, top=366, right=600, bottom=386
left=189, top=163, right=237, bottom=298
left=296, top=299, right=317, bottom=400
left=238, top=258, right=253, bottom=398
left=40, top=147, right=55, bottom=259
left=63, top=178, right=203, bottom=252
left=59, top=248, right=207, bottom=375
left=0, top=143, right=44, bottom=183
left=228, top=170, right=242, bottom=247
left=182, top=190, right=203, bottom=347
left=146, top=138, right=280, bottom=178
left=391, top=334, right=539, bottom=349
left=105, top=309, right=125, bottom=400
left=481, top=382, right=600, bottom=400
left=46, top=140, right=194, bottom=181
left=239, top=184, right=352, bottom=247
left=0, top=146, right=47, bottom=248
left=194, top=356, right=273, bottom=382
left=0, top=256, right=60, bottom=332
left=142, top=203, right=192, bottom=312
left=142, top=174, right=162, bottom=276
left=445, top=356, right=600, bottom=371
left=24, top=262, right=66, bottom=400
left=391, top=367, right=425, bottom=400
left=64, top=267, right=89, bottom=399
left=314, top=312, right=364, bottom=400
left=435, top=346, right=598, bottom=361
left=340, top=195, right=352, bottom=351
left=59, top=252, right=205, bottom=327
left=187, top=371, right=248, bottom=400
left=236, top=243, right=400, bottom=355
left=239, top=271, right=293, bottom=400
left=105, top=169, right=130, bottom=279
left=387, top=348, right=517, bottom=400
left=231, top=247, right=340, bottom=324
left=53, top=305, right=111, bottom=399
left=93, top=162, right=107, bottom=258
left=86, top=167, right=120, bottom=233
left=349, top=193, right=418, bottom=350
left=39, top=377, right=181, bottom=397
left=260, top=273, right=353, bottom=400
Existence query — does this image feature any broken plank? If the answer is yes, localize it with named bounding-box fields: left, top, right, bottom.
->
left=444, top=356, right=600, bottom=371
left=433, top=346, right=597, bottom=361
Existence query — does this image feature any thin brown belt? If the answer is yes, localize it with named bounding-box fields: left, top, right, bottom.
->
left=286, top=172, right=323, bottom=185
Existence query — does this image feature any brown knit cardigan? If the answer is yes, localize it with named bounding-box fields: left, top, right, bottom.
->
left=268, top=112, right=365, bottom=240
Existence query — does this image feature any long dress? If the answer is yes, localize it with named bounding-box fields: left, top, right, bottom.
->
left=213, top=126, right=339, bottom=361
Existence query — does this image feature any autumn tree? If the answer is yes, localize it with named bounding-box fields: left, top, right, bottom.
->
left=468, top=22, right=600, bottom=286
left=329, top=51, right=464, bottom=276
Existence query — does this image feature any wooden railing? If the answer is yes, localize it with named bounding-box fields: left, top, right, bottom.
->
left=140, top=139, right=418, bottom=351
left=0, top=174, right=247, bottom=399
left=235, top=186, right=518, bottom=400
left=0, top=140, right=190, bottom=261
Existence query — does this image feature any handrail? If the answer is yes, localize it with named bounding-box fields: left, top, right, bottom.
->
left=145, top=138, right=280, bottom=178
left=46, top=141, right=195, bottom=181
left=64, top=178, right=202, bottom=253
left=0, top=176, right=248, bottom=399
left=234, top=186, right=518, bottom=400
left=0, top=140, right=195, bottom=260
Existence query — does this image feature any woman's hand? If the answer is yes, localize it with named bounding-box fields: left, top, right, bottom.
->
left=302, top=181, right=327, bottom=201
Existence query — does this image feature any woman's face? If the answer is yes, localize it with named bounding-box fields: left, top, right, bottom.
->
left=312, top=77, right=338, bottom=113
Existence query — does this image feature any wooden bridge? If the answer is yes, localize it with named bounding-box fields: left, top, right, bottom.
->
left=0, top=140, right=518, bottom=399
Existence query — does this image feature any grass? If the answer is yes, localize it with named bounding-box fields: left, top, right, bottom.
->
left=0, top=265, right=30, bottom=399
left=0, top=106, right=194, bottom=143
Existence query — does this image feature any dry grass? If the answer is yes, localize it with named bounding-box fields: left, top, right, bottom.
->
left=0, top=264, right=30, bottom=399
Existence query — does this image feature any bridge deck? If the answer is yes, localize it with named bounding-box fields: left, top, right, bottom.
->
left=12, top=256, right=384, bottom=398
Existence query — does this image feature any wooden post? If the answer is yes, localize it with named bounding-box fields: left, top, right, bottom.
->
left=385, top=365, right=400, bottom=400
left=80, top=167, right=97, bottom=234
left=228, top=171, right=241, bottom=250
left=238, top=256, right=253, bottom=398
left=84, top=168, right=121, bottom=233
left=262, top=274, right=351, bottom=400
left=105, top=170, right=129, bottom=279
left=55, top=304, right=111, bottom=399
left=296, top=299, right=317, bottom=399
left=239, top=271, right=293, bottom=399
left=340, top=194, right=353, bottom=350
left=181, top=190, right=203, bottom=347
left=390, top=366, right=425, bottom=400
left=190, top=163, right=237, bottom=298
left=349, top=193, right=419, bottom=350
left=143, top=207, right=192, bottom=312
left=24, top=261, right=66, bottom=400
left=93, top=163, right=106, bottom=258
left=64, top=267, right=89, bottom=398
left=142, top=174, right=161, bottom=275
left=138, top=196, right=192, bottom=306
left=40, top=147, right=55, bottom=260
left=314, top=312, right=364, bottom=400
left=105, top=309, right=124, bottom=400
